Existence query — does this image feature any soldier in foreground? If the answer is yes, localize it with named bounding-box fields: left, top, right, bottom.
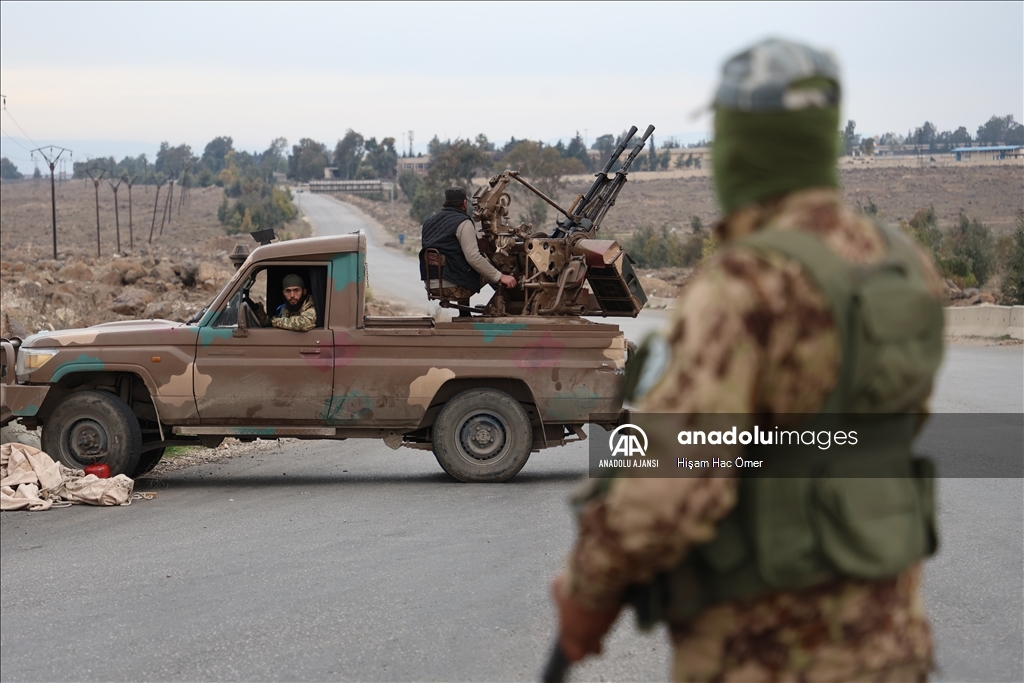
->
left=549, top=39, right=945, bottom=681
left=419, top=187, right=517, bottom=315
left=253, top=273, right=317, bottom=331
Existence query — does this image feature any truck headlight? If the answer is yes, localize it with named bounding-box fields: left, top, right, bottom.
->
left=16, top=348, right=58, bottom=378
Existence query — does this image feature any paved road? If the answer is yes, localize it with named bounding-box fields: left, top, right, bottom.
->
left=1, top=197, right=1021, bottom=682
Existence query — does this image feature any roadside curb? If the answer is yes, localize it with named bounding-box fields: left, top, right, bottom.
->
left=945, top=305, right=1024, bottom=340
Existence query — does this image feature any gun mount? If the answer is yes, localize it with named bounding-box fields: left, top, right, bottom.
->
left=469, top=124, right=654, bottom=317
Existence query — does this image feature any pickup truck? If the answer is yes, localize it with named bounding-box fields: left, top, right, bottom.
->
left=1, top=233, right=627, bottom=482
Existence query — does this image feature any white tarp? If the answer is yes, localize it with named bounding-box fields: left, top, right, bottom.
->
left=1, top=443, right=135, bottom=511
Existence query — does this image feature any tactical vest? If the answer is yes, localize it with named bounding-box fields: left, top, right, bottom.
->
left=625, top=223, right=945, bottom=628
left=419, top=208, right=481, bottom=293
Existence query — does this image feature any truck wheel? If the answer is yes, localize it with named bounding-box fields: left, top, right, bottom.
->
left=41, top=390, right=142, bottom=477
left=132, top=447, right=165, bottom=478
left=433, top=388, right=532, bottom=482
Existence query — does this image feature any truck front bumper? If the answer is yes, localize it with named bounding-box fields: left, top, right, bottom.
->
left=0, top=383, right=50, bottom=426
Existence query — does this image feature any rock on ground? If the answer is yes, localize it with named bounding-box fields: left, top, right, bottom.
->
left=0, top=423, right=41, bottom=449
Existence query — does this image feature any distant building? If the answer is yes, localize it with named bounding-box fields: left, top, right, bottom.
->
left=396, top=155, right=432, bottom=174
left=951, top=145, right=1023, bottom=161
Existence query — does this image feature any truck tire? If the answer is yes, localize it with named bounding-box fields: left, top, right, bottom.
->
left=432, top=388, right=532, bottom=482
left=41, top=390, right=142, bottom=477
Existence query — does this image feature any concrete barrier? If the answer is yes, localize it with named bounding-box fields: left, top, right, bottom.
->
left=945, top=305, right=1024, bottom=339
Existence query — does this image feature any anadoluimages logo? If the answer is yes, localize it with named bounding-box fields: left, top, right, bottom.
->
left=608, top=424, right=648, bottom=458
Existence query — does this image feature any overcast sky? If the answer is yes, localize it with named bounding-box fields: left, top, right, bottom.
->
left=2, top=1, right=1021, bottom=169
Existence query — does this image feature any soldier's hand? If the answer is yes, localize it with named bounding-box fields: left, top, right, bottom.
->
left=499, top=274, right=517, bottom=289
left=551, top=571, right=621, bottom=663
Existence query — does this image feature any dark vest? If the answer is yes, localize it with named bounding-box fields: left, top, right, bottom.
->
left=419, top=208, right=480, bottom=293
left=618, top=223, right=945, bottom=628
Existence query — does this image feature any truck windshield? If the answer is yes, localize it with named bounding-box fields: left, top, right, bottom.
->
left=212, top=269, right=268, bottom=327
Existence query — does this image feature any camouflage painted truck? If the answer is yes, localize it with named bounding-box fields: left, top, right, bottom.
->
left=1, top=232, right=632, bottom=483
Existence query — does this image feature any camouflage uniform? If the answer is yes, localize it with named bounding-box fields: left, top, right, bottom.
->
left=562, top=40, right=944, bottom=683
left=256, top=295, right=316, bottom=332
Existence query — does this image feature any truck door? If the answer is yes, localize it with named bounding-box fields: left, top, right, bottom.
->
left=194, top=264, right=334, bottom=422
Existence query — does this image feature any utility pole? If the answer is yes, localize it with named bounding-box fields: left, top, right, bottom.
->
left=149, top=178, right=166, bottom=243
left=107, top=172, right=126, bottom=253
left=160, top=178, right=174, bottom=236
left=125, top=175, right=138, bottom=249
left=86, top=168, right=107, bottom=257
left=30, top=146, right=72, bottom=259
left=178, top=162, right=190, bottom=214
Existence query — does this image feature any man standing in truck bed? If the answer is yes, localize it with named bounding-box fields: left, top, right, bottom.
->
left=550, top=38, right=945, bottom=681
left=419, top=187, right=517, bottom=314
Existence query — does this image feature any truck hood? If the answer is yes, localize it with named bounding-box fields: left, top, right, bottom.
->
left=22, top=320, right=198, bottom=348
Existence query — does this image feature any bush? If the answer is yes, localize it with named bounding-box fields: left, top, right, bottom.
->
left=1000, top=210, right=1024, bottom=304
left=948, top=212, right=995, bottom=285
left=904, top=207, right=995, bottom=288
left=907, top=206, right=942, bottom=253
left=622, top=225, right=707, bottom=269
left=218, top=178, right=297, bottom=235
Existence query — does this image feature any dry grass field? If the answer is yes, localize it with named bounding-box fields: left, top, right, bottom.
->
left=558, top=163, right=1024, bottom=238
left=0, top=179, right=312, bottom=335
left=346, top=162, right=1023, bottom=242
left=0, top=179, right=234, bottom=260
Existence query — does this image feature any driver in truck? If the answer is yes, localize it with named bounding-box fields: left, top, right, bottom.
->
left=252, top=273, right=317, bottom=332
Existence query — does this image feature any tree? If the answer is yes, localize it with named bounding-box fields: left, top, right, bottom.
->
left=976, top=115, right=1018, bottom=144
left=155, top=142, right=194, bottom=177
left=409, top=140, right=493, bottom=222
left=261, top=137, right=288, bottom=180
left=1, top=157, right=23, bottom=180
left=591, top=134, right=615, bottom=167
left=333, top=130, right=365, bottom=180
left=878, top=132, right=904, bottom=148
left=564, top=132, right=591, bottom=170
left=364, top=137, right=398, bottom=179
left=842, top=120, right=860, bottom=156
left=1007, top=120, right=1024, bottom=146
left=502, top=141, right=585, bottom=226
left=949, top=126, right=972, bottom=146
left=913, top=121, right=937, bottom=151
left=201, top=136, right=234, bottom=174
left=860, top=137, right=875, bottom=157
left=288, top=138, right=329, bottom=182
left=398, top=169, right=423, bottom=202
left=475, top=134, right=496, bottom=152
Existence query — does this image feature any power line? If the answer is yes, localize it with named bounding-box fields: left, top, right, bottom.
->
left=0, top=151, right=35, bottom=164
left=0, top=126, right=35, bottom=152
left=2, top=96, right=40, bottom=148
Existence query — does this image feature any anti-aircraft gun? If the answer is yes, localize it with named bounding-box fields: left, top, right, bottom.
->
left=463, top=124, right=654, bottom=317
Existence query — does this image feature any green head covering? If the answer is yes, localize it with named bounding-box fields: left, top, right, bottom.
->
left=712, top=38, right=842, bottom=215
left=282, top=273, right=305, bottom=290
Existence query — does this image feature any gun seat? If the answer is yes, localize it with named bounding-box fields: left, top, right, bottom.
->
left=421, top=248, right=482, bottom=317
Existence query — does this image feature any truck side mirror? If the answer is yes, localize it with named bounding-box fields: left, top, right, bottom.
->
left=234, top=301, right=250, bottom=338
